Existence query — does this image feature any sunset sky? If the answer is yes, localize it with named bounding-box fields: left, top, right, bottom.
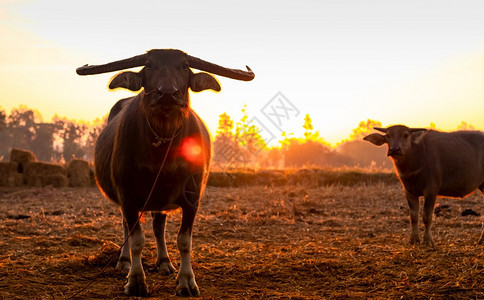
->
left=1, top=0, right=483, bottom=145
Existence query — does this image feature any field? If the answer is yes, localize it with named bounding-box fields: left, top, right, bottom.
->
left=1, top=172, right=484, bottom=299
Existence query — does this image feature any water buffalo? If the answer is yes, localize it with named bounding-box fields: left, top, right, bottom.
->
left=364, top=125, right=484, bottom=247
left=76, top=49, right=254, bottom=296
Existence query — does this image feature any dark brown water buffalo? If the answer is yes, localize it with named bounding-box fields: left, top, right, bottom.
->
left=76, top=49, right=254, bottom=296
left=364, top=125, right=484, bottom=247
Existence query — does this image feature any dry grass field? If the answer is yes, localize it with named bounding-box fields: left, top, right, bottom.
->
left=1, top=171, right=484, bottom=299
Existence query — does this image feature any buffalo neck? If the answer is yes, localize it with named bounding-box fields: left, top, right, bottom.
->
left=393, top=142, right=425, bottom=179
left=141, top=90, right=190, bottom=140
left=142, top=109, right=189, bottom=151
left=123, top=95, right=189, bottom=168
left=135, top=117, right=185, bottom=171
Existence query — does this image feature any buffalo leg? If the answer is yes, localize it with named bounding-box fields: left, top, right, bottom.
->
left=176, top=207, right=199, bottom=297
left=123, top=208, right=148, bottom=296
left=405, top=191, right=420, bottom=244
left=422, top=191, right=437, bottom=248
left=152, top=212, right=176, bottom=274
left=116, top=217, right=131, bottom=272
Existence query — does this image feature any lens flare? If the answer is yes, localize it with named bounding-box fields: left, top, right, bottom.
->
left=180, top=137, right=203, bottom=164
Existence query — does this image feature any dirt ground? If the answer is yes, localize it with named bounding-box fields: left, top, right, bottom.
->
left=1, top=182, right=484, bottom=299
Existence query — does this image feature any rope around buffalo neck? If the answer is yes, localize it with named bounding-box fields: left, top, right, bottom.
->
left=67, top=123, right=178, bottom=299
left=142, top=89, right=186, bottom=147
left=145, top=115, right=184, bottom=147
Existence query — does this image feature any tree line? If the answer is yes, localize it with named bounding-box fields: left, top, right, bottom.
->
left=212, top=111, right=392, bottom=170
left=0, top=104, right=477, bottom=169
left=212, top=109, right=479, bottom=170
left=0, top=105, right=106, bottom=162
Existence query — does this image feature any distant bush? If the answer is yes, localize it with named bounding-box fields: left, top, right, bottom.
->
left=208, top=168, right=398, bottom=188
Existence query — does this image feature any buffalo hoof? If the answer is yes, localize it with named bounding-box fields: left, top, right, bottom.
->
left=422, top=237, right=435, bottom=249
left=156, top=259, right=176, bottom=275
left=116, top=258, right=131, bottom=273
left=124, top=273, right=148, bottom=297
left=176, top=275, right=200, bottom=297
left=409, top=235, right=420, bottom=245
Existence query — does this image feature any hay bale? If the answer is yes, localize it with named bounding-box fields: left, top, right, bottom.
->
left=9, top=149, right=37, bottom=173
left=0, top=162, right=17, bottom=186
left=44, top=174, right=69, bottom=188
left=24, top=162, right=68, bottom=187
left=207, top=172, right=233, bottom=187
left=0, top=162, right=23, bottom=187
left=67, top=159, right=91, bottom=187
left=8, top=173, right=24, bottom=187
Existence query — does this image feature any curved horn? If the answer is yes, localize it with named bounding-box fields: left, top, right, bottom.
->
left=374, top=127, right=387, bottom=133
left=188, top=56, right=255, bottom=81
left=76, top=54, right=147, bottom=75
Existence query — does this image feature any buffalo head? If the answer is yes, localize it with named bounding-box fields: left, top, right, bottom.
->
left=363, top=125, right=427, bottom=159
left=77, top=48, right=254, bottom=134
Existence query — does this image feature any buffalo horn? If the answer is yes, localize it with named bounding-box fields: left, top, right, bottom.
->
left=374, top=127, right=387, bottom=133
left=188, top=56, right=254, bottom=81
left=76, top=54, right=147, bottom=75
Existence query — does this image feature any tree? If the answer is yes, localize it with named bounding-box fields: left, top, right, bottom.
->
left=84, top=116, right=107, bottom=161
left=456, top=121, right=476, bottom=131
left=0, top=105, right=45, bottom=158
left=216, top=112, right=234, bottom=138
left=31, top=123, right=57, bottom=161
left=213, top=107, right=267, bottom=169
left=349, top=119, right=383, bottom=140
left=213, top=112, right=244, bottom=168
left=283, top=139, right=332, bottom=167
left=234, top=105, right=266, bottom=155
left=7, top=106, right=37, bottom=151
left=336, top=140, right=390, bottom=169
left=53, top=116, right=87, bottom=162
left=303, top=114, right=313, bottom=140
left=259, top=147, right=283, bottom=169
left=301, top=113, right=327, bottom=144
left=0, top=105, right=107, bottom=162
left=0, top=108, right=6, bottom=131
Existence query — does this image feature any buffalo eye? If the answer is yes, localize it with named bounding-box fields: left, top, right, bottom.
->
left=403, top=133, right=409, bottom=139
left=145, top=62, right=153, bottom=70
left=182, top=63, right=189, bottom=71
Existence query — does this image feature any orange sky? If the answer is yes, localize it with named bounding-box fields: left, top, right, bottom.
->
left=1, top=1, right=483, bottom=145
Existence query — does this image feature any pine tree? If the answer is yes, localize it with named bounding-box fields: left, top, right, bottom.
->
left=216, top=112, right=234, bottom=138
left=303, top=114, right=313, bottom=140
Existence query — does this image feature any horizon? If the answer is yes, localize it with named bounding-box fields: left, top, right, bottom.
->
left=0, top=103, right=480, bottom=150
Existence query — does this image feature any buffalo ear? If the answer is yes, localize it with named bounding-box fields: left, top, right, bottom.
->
left=190, top=72, right=221, bottom=92
left=363, top=133, right=387, bottom=146
left=411, top=129, right=427, bottom=144
left=109, top=71, right=143, bottom=91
